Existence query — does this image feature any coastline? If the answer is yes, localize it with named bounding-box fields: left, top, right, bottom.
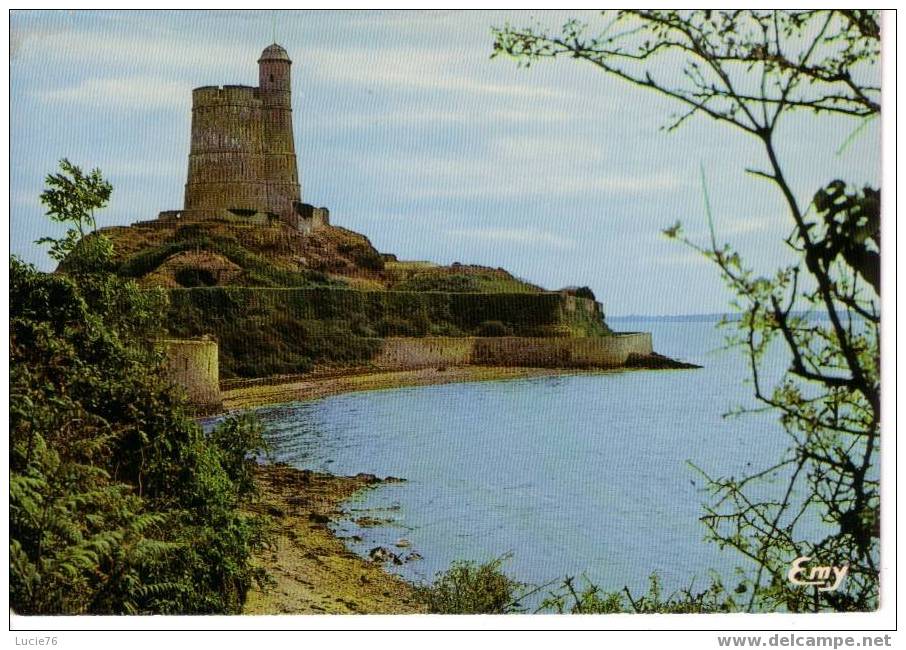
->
left=244, top=463, right=424, bottom=614
left=236, top=358, right=698, bottom=614
left=237, top=366, right=604, bottom=614
left=222, top=365, right=618, bottom=412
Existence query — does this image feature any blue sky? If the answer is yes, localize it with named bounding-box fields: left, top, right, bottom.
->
left=10, top=10, right=881, bottom=315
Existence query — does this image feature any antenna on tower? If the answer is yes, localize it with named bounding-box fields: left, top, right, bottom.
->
left=271, top=10, right=277, bottom=43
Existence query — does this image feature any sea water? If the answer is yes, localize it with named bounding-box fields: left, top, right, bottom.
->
left=242, top=321, right=797, bottom=601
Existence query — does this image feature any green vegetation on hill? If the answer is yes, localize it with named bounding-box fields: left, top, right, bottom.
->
left=99, top=217, right=382, bottom=288
left=100, top=216, right=545, bottom=295
left=416, top=557, right=736, bottom=613
left=385, top=261, right=543, bottom=293
left=115, top=230, right=334, bottom=288
left=166, top=287, right=611, bottom=378
left=95, top=213, right=610, bottom=379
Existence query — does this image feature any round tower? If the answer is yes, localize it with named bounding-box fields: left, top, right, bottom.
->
left=183, top=85, right=266, bottom=217
left=258, top=43, right=301, bottom=220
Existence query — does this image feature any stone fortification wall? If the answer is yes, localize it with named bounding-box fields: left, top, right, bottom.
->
left=165, top=287, right=620, bottom=378
left=372, top=334, right=653, bottom=370
left=184, top=86, right=269, bottom=216
left=175, top=45, right=303, bottom=226
left=293, top=204, right=330, bottom=233
left=167, top=287, right=610, bottom=338
left=157, top=338, right=222, bottom=411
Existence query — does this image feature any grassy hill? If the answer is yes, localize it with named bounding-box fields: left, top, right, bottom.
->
left=100, top=215, right=542, bottom=294
left=96, top=216, right=612, bottom=378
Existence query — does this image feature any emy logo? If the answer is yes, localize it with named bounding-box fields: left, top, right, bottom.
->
left=787, top=556, right=848, bottom=592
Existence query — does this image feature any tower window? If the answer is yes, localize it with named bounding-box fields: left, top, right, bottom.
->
left=269, top=74, right=274, bottom=82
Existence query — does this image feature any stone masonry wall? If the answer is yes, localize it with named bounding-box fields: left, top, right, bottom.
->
left=184, top=86, right=269, bottom=215
left=372, top=334, right=653, bottom=370
left=180, top=45, right=301, bottom=225
left=157, top=339, right=222, bottom=411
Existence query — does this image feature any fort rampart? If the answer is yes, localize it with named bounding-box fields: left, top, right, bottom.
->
left=372, top=334, right=653, bottom=370
left=166, top=286, right=610, bottom=338
left=156, top=338, right=222, bottom=411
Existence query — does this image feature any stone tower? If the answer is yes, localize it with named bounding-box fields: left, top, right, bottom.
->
left=169, top=43, right=327, bottom=230
left=258, top=44, right=301, bottom=220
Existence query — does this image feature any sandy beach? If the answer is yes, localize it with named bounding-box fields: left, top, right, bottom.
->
left=223, top=365, right=612, bottom=412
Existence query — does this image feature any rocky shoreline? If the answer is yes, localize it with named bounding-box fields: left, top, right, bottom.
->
left=244, top=463, right=424, bottom=614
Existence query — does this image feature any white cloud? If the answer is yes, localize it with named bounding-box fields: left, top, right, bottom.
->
left=565, top=172, right=684, bottom=194
left=305, top=46, right=561, bottom=99
left=14, top=24, right=249, bottom=76
left=654, top=251, right=713, bottom=266
left=37, top=76, right=193, bottom=111
left=404, top=166, right=684, bottom=200
left=14, top=20, right=558, bottom=101
left=329, top=126, right=685, bottom=200
left=716, top=215, right=782, bottom=237
left=445, top=226, right=575, bottom=250
left=489, top=134, right=609, bottom=163
left=307, top=103, right=595, bottom=130
left=681, top=214, right=785, bottom=241
left=104, top=159, right=184, bottom=179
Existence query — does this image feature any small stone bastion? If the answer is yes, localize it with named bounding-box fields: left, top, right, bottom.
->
left=156, top=338, right=222, bottom=413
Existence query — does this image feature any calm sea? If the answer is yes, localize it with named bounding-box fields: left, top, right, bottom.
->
left=235, top=321, right=798, bottom=599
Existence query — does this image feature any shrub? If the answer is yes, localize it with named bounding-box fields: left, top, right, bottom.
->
left=352, top=248, right=385, bottom=272
left=338, top=242, right=385, bottom=272
left=376, top=315, right=425, bottom=337
left=395, top=272, right=480, bottom=293
left=10, top=256, right=269, bottom=614
left=538, top=573, right=738, bottom=614
left=415, top=556, right=526, bottom=614
left=574, top=286, right=596, bottom=301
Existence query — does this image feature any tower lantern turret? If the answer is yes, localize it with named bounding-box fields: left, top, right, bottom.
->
left=257, top=43, right=300, bottom=220
left=258, top=43, right=292, bottom=105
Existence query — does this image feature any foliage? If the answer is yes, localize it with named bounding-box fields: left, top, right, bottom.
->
left=394, top=272, right=480, bottom=293
left=376, top=314, right=430, bottom=337
left=386, top=264, right=543, bottom=294
left=418, top=564, right=737, bottom=615
left=206, top=413, right=266, bottom=498
left=10, top=165, right=269, bottom=614
left=117, top=234, right=335, bottom=288
left=494, top=10, right=881, bottom=611
left=337, top=241, right=385, bottom=272
left=573, top=286, right=596, bottom=301
left=539, top=573, right=739, bottom=614
left=493, top=11, right=879, bottom=125
left=682, top=181, right=880, bottom=613
left=167, top=286, right=606, bottom=335
left=415, top=556, right=527, bottom=614
left=37, top=159, right=113, bottom=263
